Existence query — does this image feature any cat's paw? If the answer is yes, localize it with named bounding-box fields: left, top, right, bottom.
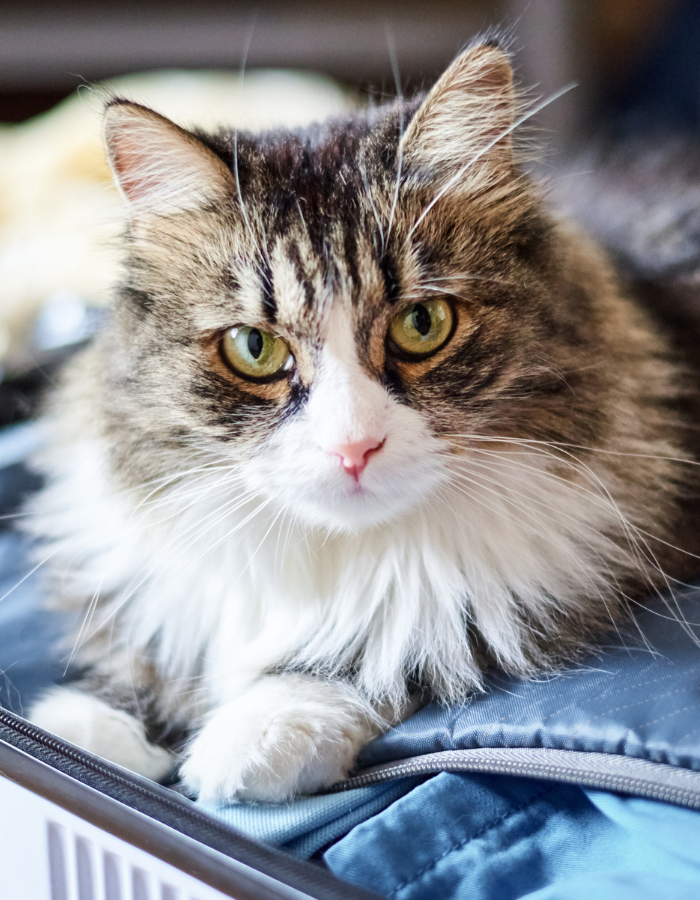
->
left=180, top=676, right=380, bottom=803
left=29, top=687, right=173, bottom=781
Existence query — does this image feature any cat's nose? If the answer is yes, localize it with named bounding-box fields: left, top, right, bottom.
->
left=327, top=437, right=385, bottom=479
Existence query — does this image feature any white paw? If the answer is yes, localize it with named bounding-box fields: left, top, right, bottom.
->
left=180, top=676, right=380, bottom=803
left=29, top=687, right=173, bottom=781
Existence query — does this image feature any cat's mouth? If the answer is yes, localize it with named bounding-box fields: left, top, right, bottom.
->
left=241, top=406, right=448, bottom=530
left=344, top=477, right=370, bottom=496
left=283, top=453, right=446, bottom=531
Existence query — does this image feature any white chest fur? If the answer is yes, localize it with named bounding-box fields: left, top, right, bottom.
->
left=31, top=432, right=629, bottom=715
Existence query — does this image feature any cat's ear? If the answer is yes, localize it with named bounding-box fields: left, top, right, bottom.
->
left=400, top=43, right=516, bottom=189
left=104, top=99, right=235, bottom=214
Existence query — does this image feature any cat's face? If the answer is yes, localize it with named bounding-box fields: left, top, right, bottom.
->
left=103, top=44, right=573, bottom=533
left=229, top=299, right=449, bottom=530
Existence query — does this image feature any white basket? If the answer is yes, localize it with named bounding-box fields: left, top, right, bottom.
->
left=0, top=773, right=236, bottom=900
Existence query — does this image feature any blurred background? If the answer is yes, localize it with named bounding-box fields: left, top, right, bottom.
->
left=2, top=0, right=698, bottom=136
left=0, top=0, right=698, bottom=427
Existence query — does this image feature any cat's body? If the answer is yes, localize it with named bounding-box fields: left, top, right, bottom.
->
left=27, top=44, right=700, bottom=802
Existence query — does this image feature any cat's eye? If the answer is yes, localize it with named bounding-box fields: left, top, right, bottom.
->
left=387, top=299, right=455, bottom=359
left=222, top=326, right=293, bottom=381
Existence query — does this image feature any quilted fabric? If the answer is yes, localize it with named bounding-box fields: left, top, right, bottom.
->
left=325, top=773, right=700, bottom=899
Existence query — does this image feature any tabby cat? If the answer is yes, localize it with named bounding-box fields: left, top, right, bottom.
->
left=27, top=42, right=700, bottom=802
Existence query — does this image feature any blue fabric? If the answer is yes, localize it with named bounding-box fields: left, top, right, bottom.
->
left=201, top=776, right=423, bottom=858
left=2, top=422, right=700, bottom=897
left=0, top=428, right=66, bottom=716
left=360, top=592, right=700, bottom=771
left=0, top=532, right=67, bottom=715
left=324, top=773, right=700, bottom=899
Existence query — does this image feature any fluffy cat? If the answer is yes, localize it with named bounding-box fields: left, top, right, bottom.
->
left=26, top=42, right=700, bottom=802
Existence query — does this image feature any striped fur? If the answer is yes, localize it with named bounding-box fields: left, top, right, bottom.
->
left=26, top=44, right=700, bottom=801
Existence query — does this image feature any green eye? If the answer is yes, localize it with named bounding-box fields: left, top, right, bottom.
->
left=388, top=299, right=454, bottom=359
left=222, top=326, right=293, bottom=381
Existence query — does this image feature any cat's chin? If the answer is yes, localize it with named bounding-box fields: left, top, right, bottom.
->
left=298, top=503, right=404, bottom=533
left=286, top=482, right=430, bottom=532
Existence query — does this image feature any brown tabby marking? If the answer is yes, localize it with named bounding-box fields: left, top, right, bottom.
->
left=24, top=43, right=700, bottom=801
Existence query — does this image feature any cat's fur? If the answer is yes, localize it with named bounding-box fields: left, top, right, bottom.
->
left=27, top=43, right=700, bottom=802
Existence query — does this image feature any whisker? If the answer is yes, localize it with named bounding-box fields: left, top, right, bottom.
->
left=443, top=433, right=697, bottom=641
left=84, top=488, right=263, bottom=638
left=359, top=163, right=385, bottom=255
left=444, top=432, right=700, bottom=469
left=231, top=15, right=271, bottom=283
left=0, top=547, right=60, bottom=606
left=442, top=476, right=624, bottom=632
left=463, top=444, right=700, bottom=564
left=404, top=83, right=576, bottom=245
left=384, top=24, right=404, bottom=254
left=65, top=575, right=105, bottom=674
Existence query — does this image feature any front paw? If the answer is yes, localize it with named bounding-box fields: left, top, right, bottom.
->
left=180, top=676, right=379, bottom=803
left=29, top=687, right=173, bottom=781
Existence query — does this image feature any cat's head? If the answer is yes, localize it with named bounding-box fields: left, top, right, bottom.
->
left=102, top=43, right=582, bottom=532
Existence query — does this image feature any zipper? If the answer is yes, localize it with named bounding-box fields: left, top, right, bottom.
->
left=333, top=746, right=700, bottom=810
left=0, top=706, right=215, bottom=819
left=7, top=703, right=700, bottom=813
left=6, top=702, right=700, bottom=889
left=0, top=708, right=378, bottom=900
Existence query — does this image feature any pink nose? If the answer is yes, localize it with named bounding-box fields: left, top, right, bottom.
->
left=328, top=437, right=385, bottom=479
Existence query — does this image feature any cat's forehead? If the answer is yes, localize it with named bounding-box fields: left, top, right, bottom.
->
left=228, top=225, right=389, bottom=337
left=237, top=115, right=395, bottom=201
left=224, top=117, right=405, bottom=333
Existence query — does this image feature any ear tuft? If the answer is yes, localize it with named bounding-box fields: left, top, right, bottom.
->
left=104, top=99, right=235, bottom=214
left=401, top=43, right=517, bottom=190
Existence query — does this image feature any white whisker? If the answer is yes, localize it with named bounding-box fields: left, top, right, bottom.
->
left=405, top=83, right=576, bottom=244
left=384, top=25, right=404, bottom=254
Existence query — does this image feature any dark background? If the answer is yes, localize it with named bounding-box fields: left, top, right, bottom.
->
left=1, top=0, right=698, bottom=426
left=0, top=0, right=695, bottom=141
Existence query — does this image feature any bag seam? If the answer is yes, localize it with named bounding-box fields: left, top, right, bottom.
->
left=388, top=782, right=555, bottom=896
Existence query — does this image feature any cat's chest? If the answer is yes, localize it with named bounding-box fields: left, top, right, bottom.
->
left=42, top=435, right=632, bottom=705
left=123, top=499, right=464, bottom=680
left=76, top=452, right=605, bottom=639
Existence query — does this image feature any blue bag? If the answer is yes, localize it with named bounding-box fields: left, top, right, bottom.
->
left=3, top=421, right=700, bottom=899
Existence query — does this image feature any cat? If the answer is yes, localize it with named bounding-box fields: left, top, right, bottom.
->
left=26, top=40, right=700, bottom=803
